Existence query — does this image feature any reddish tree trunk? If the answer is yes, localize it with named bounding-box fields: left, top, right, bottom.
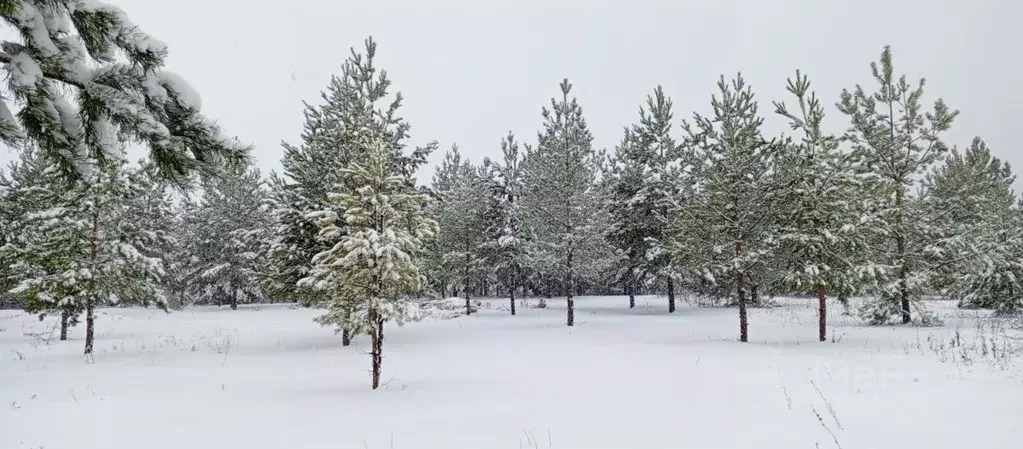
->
left=667, top=277, right=676, bottom=313
left=817, top=284, right=827, bottom=342
left=60, top=311, right=69, bottom=341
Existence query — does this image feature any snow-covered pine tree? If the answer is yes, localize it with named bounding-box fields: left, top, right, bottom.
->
left=486, top=132, right=529, bottom=315
left=0, top=145, right=81, bottom=338
left=180, top=165, right=269, bottom=309
left=922, top=137, right=1023, bottom=314
left=837, top=46, right=960, bottom=324
left=772, top=71, right=874, bottom=341
left=520, top=141, right=558, bottom=304
left=1, top=0, right=247, bottom=183
left=266, top=36, right=436, bottom=322
left=521, top=78, right=610, bottom=326
left=605, top=129, right=646, bottom=308
left=124, top=162, right=178, bottom=302
left=628, top=86, right=683, bottom=312
left=162, top=200, right=191, bottom=309
left=421, top=148, right=460, bottom=299
left=303, top=136, right=437, bottom=390
left=428, top=145, right=492, bottom=314
left=473, top=163, right=504, bottom=298
left=674, top=74, right=780, bottom=342
left=1, top=153, right=169, bottom=354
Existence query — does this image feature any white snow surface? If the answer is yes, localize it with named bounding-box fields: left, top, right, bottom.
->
left=2, top=296, right=1022, bottom=449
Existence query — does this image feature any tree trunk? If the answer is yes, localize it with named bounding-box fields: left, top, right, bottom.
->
left=566, top=252, right=575, bottom=327
left=817, top=284, right=827, bottom=342
left=230, top=284, right=238, bottom=310
left=751, top=283, right=759, bottom=305
left=60, top=311, right=69, bottom=341
left=342, top=328, right=351, bottom=347
left=895, top=185, right=911, bottom=324
left=85, top=202, right=100, bottom=355
left=737, top=277, right=748, bottom=343
left=510, top=287, right=516, bottom=316
left=463, top=252, right=471, bottom=315
left=667, top=277, right=676, bottom=313
left=370, top=317, right=383, bottom=390
left=510, top=266, right=518, bottom=316
left=84, top=296, right=95, bottom=354
left=628, top=283, right=635, bottom=309
left=566, top=294, right=574, bottom=326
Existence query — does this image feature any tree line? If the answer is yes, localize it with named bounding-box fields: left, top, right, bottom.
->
left=1, top=2, right=1020, bottom=389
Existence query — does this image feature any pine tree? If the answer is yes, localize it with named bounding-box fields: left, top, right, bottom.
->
left=302, top=136, right=436, bottom=389
left=427, top=145, right=493, bottom=313
left=0, top=145, right=81, bottom=338
left=266, top=37, right=436, bottom=339
left=486, top=132, right=529, bottom=315
left=923, top=137, right=1022, bottom=314
left=162, top=201, right=191, bottom=309
left=772, top=71, right=874, bottom=341
left=609, top=86, right=683, bottom=312
left=421, top=148, right=460, bottom=299
left=125, top=162, right=178, bottom=302
left=1, top=153, right=169, bottom=354
left=521, top=78, right=610, bottom=326
left=605, top=129, right=645, bottom=308
left=837, top=46, right=959, bottom=324
left=1, top=0, right=247, bottom=183
left=673, top=74, right=779, bottom=342
left=179, top=165, right=269, bottom=309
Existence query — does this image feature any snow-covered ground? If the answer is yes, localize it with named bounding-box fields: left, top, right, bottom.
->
left=2, top=296, right=1022, bottom=449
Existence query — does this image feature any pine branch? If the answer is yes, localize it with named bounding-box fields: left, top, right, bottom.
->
left=0, top=52, right=84, bottom=89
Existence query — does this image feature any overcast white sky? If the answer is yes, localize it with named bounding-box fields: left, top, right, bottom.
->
left=5, top=0, right=1021, bottom=188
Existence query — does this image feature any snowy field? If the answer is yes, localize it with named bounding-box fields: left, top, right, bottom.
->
left=2, top=296, right=1022, bottom=449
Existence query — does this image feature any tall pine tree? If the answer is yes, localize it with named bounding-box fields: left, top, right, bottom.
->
left=610, top=86, right=683, bottom=312
left=772, top=71, right=874, bottom=341
left=1, top=153, right=169, bottom=354
left=266, top=36, right=436, bottom=337
left=428, top=145, right=491, bottom=314
left=923, top=137, right=1022, bottom=314
left=521, top=79, right=609, bottom=326
left=673, top=74, right=779, bottom=342
left=837, top=46, right=959, bottom=324
left=486, top=132, right=529, bottom=315
left=179, top=165, right=270, bottom=309
left=302, top=136, right=436, bottom=390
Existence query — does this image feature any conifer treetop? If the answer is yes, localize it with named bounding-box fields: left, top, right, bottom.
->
left=836, top=46, right=960, bottom=182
